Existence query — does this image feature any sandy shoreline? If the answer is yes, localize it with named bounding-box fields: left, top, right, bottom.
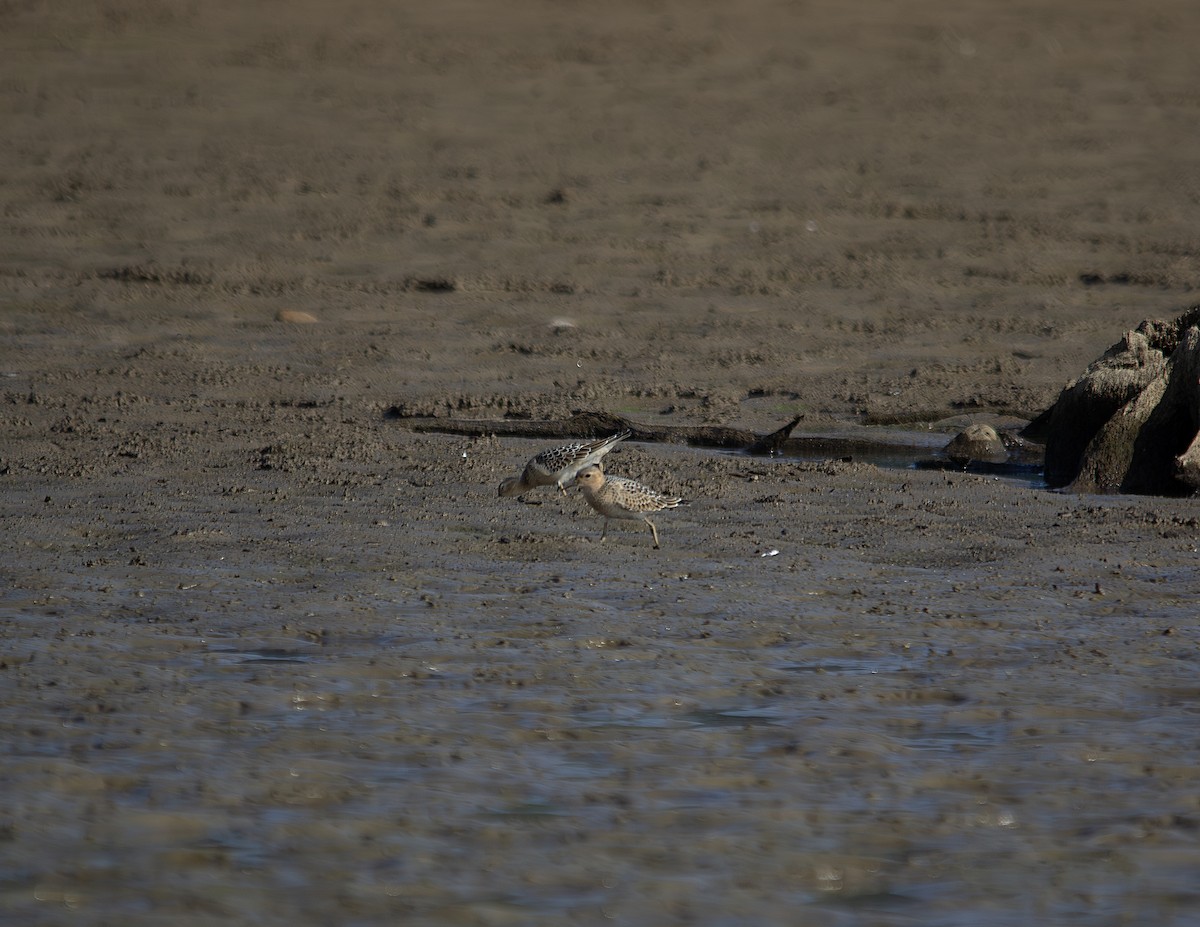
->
left=4, top=1, right=1200, bottom=923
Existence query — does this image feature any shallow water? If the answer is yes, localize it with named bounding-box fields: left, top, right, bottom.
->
left=754, top=427, right=1047, bottom=486
left=5, top=455, right=1199, bottom=927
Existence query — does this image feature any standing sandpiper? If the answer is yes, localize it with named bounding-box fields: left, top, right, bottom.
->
left=498, top=430, right=631, bottom=498
left=573, top=464, right=685, bottom=548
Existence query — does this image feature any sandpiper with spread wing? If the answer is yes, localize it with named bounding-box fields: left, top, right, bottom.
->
left=498, top=430, right=631, bottom=498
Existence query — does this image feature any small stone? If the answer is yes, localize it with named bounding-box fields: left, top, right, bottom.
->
left=276, top=310, right=318, bottom=324
left=943, top=424, right=1007, bottom=465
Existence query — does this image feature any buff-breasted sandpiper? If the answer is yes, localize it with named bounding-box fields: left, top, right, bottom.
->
left=573, top=464, right=685, bottom=548
left=498, top=430, right=631, bottom=497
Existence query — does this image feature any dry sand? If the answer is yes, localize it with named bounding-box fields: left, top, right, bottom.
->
left=3, top=2, right=1199, bottom=924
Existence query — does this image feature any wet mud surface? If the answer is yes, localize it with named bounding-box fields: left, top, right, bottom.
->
left=3, top=2, right=1200, bottom=924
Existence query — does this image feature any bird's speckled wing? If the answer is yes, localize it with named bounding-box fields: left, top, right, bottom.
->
left=530, top=430, right=630, bottom=483
left=598, top=475, right=683, bottom=515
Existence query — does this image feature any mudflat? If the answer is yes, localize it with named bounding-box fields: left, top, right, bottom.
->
left=3, top=2, right=1199, bottom=924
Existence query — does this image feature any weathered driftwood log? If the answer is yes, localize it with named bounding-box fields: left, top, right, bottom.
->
left=388, top=408, right=804, bottom=453
left=1022, top=305, right=1200, bottom=494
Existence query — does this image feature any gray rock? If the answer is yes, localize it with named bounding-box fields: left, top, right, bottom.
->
left=1026, top=306, right=1200, bottom=494
left=943, top=424, right=1007, bottom=465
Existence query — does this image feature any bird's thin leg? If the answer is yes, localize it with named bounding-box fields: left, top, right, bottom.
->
left=645, top=518, right=660, bottom=549
left=600, top=519, right=609, bottom=542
